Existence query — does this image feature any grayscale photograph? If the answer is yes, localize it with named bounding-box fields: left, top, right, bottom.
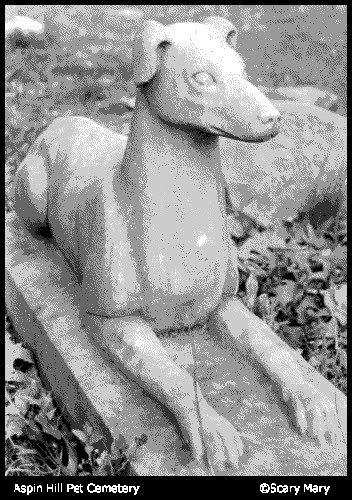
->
left=5, top=5, right=346, bottom=482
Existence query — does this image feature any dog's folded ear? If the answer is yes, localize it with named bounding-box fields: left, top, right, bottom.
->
left=133, top=20, right=171, bottom=86
left=203, top=16, right=237, bottom=48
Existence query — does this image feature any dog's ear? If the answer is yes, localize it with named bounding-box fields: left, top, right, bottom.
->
left=133, top=20, right=171, bottom=86
left=203, top=16, right=237, bottom=49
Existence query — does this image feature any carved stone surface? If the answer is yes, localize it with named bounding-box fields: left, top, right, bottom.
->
left=6, top=213, right=346, bottom=476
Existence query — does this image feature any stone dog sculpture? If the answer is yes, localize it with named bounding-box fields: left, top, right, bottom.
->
left=14, top=17, right=342, bottom=475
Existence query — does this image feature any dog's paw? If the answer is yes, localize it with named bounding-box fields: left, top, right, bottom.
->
left=198, top=398, right=243, bottom=474
left=282, top=380, right=342, bottom=447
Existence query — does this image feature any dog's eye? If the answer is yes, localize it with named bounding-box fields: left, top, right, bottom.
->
left=192, top=72, right=216, bottom=86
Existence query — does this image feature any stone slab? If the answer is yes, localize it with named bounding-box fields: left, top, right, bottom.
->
left=6, top=213, right=347, bottom=475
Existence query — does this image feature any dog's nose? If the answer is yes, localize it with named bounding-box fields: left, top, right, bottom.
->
left=258, top=114, right=281, bottom=137
left=258, top=114, right=282, bottom=126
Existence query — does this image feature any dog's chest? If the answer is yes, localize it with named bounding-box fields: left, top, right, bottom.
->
left=79, top=188, right=231, bottom=330
left=137, top=226, right=230, bottom=331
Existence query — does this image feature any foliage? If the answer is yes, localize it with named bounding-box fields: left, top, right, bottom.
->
left=235, top=216, right=347, bottom=395
left=5, top=329, right=148, bottom=476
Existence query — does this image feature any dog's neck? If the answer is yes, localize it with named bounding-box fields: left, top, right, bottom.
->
left=119, top=90, right=225, bottom=209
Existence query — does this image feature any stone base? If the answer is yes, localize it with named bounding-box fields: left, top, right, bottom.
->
left=6, top=213, right=346, bottom=476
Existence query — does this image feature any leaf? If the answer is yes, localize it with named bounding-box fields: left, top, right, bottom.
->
left=96, top=450, right=108, bottom=466
left=14, top=388, right=32, bottom=414
left=275, top=280, right=296, bottom=306
left=304, top=222, right=329, bottom=249
left=279, top=325, right=304, bottom=350
left=333, top=283, right=347, bottom=310
left=72, top=428, right=88, bottom=444
left=6, top=338, right=34, bottom=364
left=322, top=285, right=347, bottom=326
left=296, top=295, right=318, bottom=324
left=87, top=431, right=104, bottom=446
left=61, top=435, right=78, bottom=476
left=111, top=434, right=128, bottom=456
left=5, top=393, right=20, bottom=417
left=308, top=356, right=322, bottom=369
left=255, top=293, right=271, bottom=317
left=85, top=444, right=94, bottom=455
left=245, top=274, right=258, bottom=309
left=5, top=414, right=25, bottom=439
left=321, top=317, right=339, bottom=339
left=238, top=228, right=287, bottom=266
left=337, top=349, right=347, bottom=370
left=35, top=414, right=63, bottom=441
left=290, top=248, right=311, bottom=271
left=61, top=450, right=78, bottom=476
left=330, top=246, right=347, bottom=266
left=83, top=422, right=93, bottom=436
left=5, top=333, right=34, bottom=382
left=39, top=392, right=56, bottom=418
left=135, top=433, right=148, bottom=448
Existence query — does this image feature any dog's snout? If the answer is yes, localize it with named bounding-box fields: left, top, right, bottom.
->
left=258, top=114, right=282, bottom=127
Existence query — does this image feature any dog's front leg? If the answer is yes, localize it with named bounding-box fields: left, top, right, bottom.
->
left=88, top=315, right=242, bottom=474
left=209, top=296, right=343, bottom=448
